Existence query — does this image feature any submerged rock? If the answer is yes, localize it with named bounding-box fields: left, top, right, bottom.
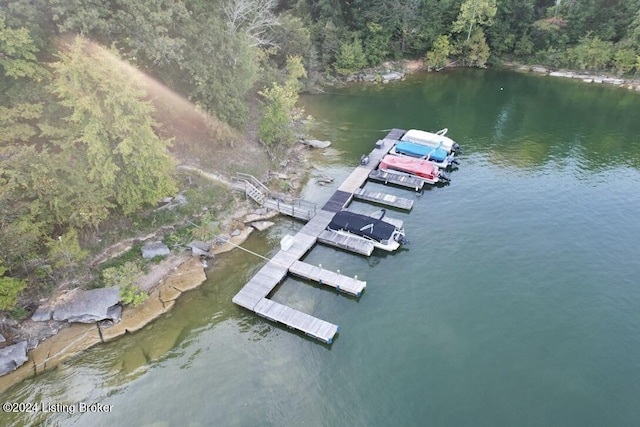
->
left=51, top=288, right=121, bottom=323
left=0, top=341, right=28, bottom=376
left=302, top=139, right=331, bottom=149
left=250, top=221, right=275, bottom=232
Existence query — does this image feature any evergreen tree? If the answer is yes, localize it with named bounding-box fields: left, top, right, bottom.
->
left=45, top=36, right=177, bottom=217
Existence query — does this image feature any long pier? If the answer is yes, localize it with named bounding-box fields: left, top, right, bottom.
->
left=232, top=128, right=410, bottom=344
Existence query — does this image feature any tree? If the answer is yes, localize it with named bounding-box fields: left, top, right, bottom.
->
left=333, top=37, right=367, bottom=75
left=613, top=48, right=637, bottom=74
left=0, top=262, right=26, bottom=311
left=0, top=13, right=47, bottom=80
left=463, top=28, right=491, bottom=68
left=223, top=0, right=280, bottom=47
left=45, top=36, right=176, bottom=217
left=364, top=0, right=423, bottom=53
left=180, top=10, right=260, bottom=128
left=362, top=22, right=391, bottom=66
left=452, top=0, right=498, bottom=42
left=258, top=56, right=307, bottom=149
left=46, top=228, right=88, bottom=276
left=426, top=35, right=451, bottom=70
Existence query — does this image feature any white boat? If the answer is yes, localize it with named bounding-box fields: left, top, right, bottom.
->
left=400, top=128, right=462, bottom=153
left=327, top=211, right=408, bottom=252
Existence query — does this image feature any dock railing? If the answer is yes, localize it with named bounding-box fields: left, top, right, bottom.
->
left=232, top=173, right=317, bottom=221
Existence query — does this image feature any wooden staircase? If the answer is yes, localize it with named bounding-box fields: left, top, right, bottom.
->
left=232, top=173, right=317, bottom=221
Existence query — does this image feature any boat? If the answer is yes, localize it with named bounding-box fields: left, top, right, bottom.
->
left=379, top=154, right=449, bottom=185
left=327, top=210, right=408, bottom=252
left=390, top=140, right=458, bottom=169
left=400, top=128, right=462, bottom=153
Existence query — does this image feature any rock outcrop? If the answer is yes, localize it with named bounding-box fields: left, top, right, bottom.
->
left=0, top=341, right=28, bottom=376
left=50, top=288, right=121, bottom=323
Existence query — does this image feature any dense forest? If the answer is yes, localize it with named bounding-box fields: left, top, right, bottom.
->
left=1, top=0, right=640, bottom=313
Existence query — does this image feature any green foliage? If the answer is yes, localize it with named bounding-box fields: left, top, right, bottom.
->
left=45, top=228, right=88, bottom=274
left=426, top=35, right=451, bottom=70
left=613, top=48, right=638, bottom=74
left=531, top=18, right=569, bottom=51
left=191, top=212, right=219, bottom=242
left=463, top=29, right=491, bottom=68
left=363, top=23, right=390, bottom=66
left=258, top=56, right=307, bottom=148
left=0, top=102, right=43, bottom=145
left=0, top=14, right=47, bottom=80
left=119, top=283, right=148, bottom=306
left=334, top=37, right=367, bottom=75
left=565, top=36, right=613, bottom=71
left=514, top=33, right=535, bottom=57
left=452, top=0, right=497, bottom=42
left=46, top=36, right=177, bottom=218
left=0, top=263, right=26, bottom=311
left=180, top=14, right=260, bottom=129
left=102, top=261, right=147, bottom=306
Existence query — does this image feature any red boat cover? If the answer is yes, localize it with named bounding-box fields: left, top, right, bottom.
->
left=380, top=155, right=438, bottom=179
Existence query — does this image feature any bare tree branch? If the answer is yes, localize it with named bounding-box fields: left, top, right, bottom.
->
left=223, top=0, right=280, bottom=48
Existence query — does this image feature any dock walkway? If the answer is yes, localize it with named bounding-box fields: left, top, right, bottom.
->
left=233, top=129, right=408, bottom=344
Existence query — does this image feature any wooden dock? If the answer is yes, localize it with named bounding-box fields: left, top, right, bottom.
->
left=289, top=261, right=366, bottom=296
left=353, top=188, right=414, bottom=210
left=254, top=298, right=339, bottom=344
left=233, top=128, right=413, bottom=344
left=368, top=169, right=424, bottom=191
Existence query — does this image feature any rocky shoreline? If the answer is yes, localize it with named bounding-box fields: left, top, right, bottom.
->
left=0, top=144, right=318, bottom=392
left=514, top=64, right=640, bottom=91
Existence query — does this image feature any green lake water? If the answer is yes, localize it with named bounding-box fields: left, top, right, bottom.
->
left=2, top=69, right=640, bottom=427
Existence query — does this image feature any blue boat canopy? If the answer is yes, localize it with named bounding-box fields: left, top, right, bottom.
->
left=395, top=141, right=448, bottom=162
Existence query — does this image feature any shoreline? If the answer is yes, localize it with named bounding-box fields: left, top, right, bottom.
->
left=0, top=145, right=315, bottom=393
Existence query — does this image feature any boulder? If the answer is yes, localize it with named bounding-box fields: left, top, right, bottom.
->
left=302, top=139, right=331, bottom=149
left=382, top=71, right=403, bottom=81
left=142, top=241, right=170, bottom=259
left=231, top=229, right=242, bottom=237
left=532, top=66, right=548, bottom=73
left=0, top=333, right=5, bottom=344
left=31, top=305, right=54, bottom=322
left=52, top=288, right=121, bottom=323
left=0, top=341, right=28, bottom=376
left=188, top=241, right=213, bottom=258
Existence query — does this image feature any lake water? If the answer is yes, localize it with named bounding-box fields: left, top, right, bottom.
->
left=2, top=69, right=640, bottom=427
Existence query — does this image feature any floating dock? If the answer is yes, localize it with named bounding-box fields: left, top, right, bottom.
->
left=254, top=299, right=339, bottom=343
left=233, top=128, right=416, bottom=344
left=368, top=169, right=424, bottom=190
left=289, top=261, right=366, bottom=296
left=352, top=188, right=414, bottom=210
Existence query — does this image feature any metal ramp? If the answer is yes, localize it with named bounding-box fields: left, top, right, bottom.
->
left=232, top=173, right=317, bottom=221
